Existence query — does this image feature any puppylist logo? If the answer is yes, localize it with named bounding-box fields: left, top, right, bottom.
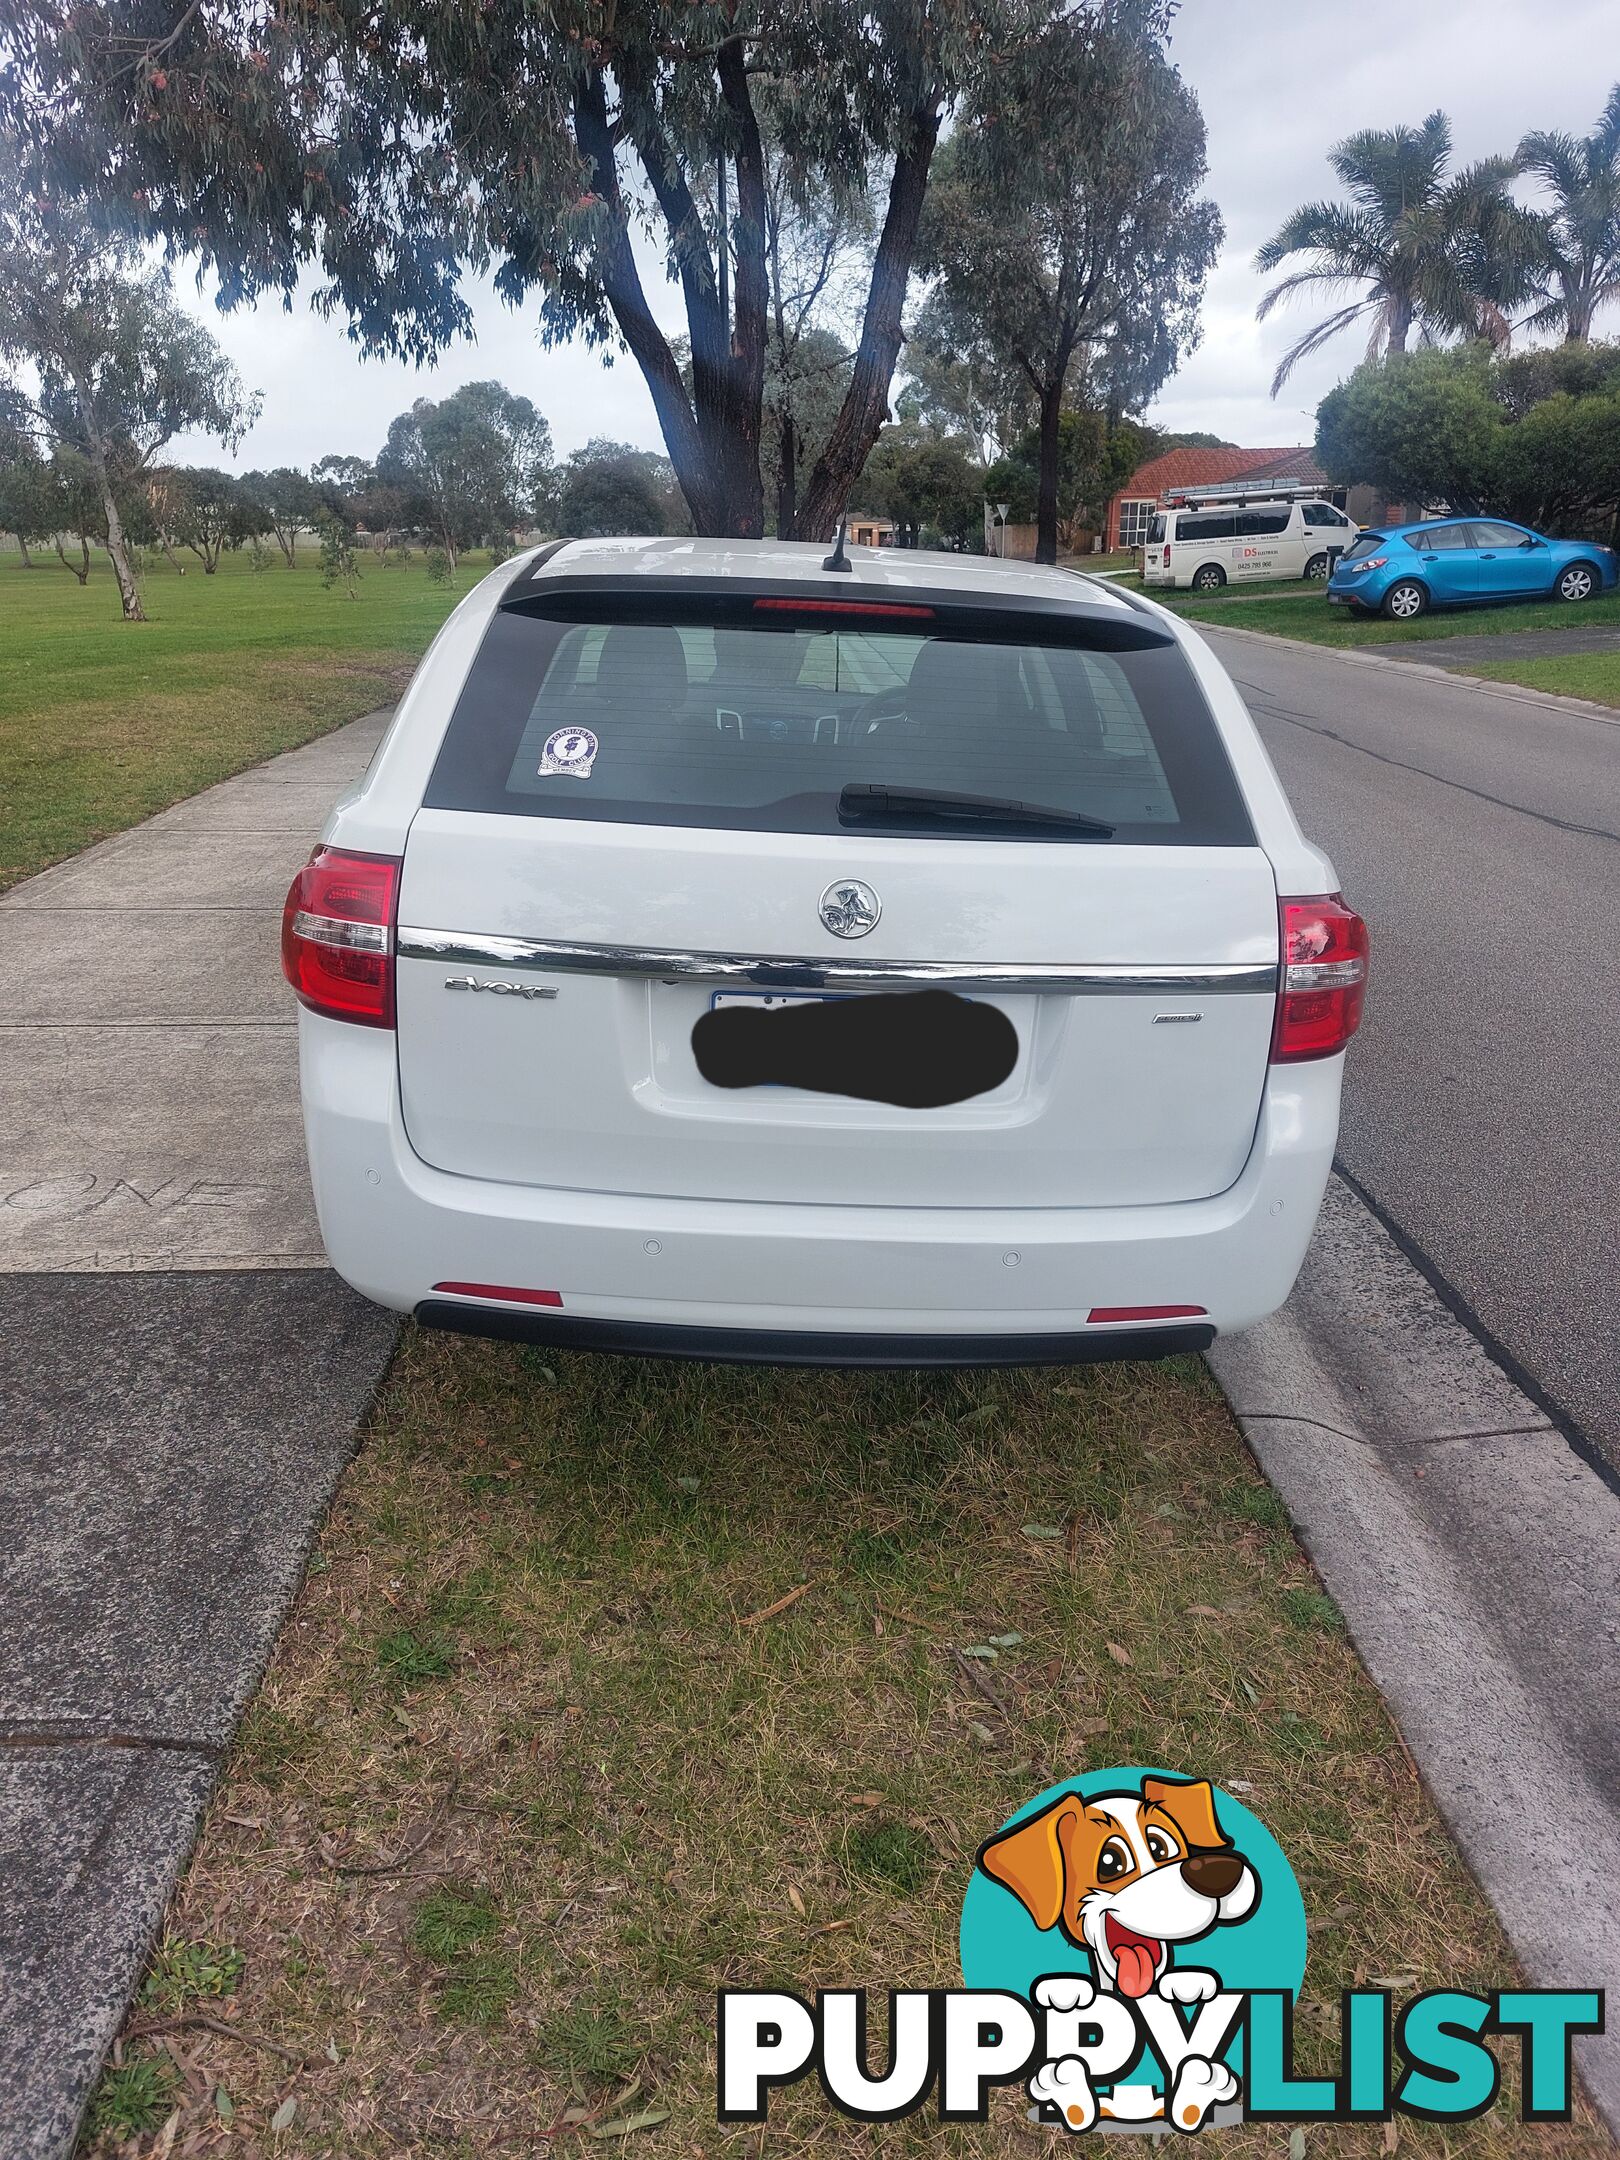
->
left=718, top=1769, right=1602, bottom=2134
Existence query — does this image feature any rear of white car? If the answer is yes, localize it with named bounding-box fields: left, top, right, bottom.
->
left=283, top=537, right=1365, bottom=1365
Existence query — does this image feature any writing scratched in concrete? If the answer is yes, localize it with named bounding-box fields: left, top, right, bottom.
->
left=0, top=1175, right=272, bottom=1219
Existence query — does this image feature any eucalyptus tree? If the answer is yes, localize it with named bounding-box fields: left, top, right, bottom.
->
left=758, top=145, right=874, bottom=534
left=241, top=466, right=320, bottom=566
left=900, top=290, right=1039, bottom=466
left=0, top=171, right=257, bottom=617
left=1518, top=86, right=1620, bottom=344
left=1256, top=112, right=1539, bottom=395
left=376, top=382, right=554, bottom=567
left=918, top=0, right=1220, bottom=563
left=2, top=0, right=1068, bottom=541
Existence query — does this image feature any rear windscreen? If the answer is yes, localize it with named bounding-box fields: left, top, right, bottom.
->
left=1342, top=533, right=1386, bottom=561
left=424, top=596, right=1254, bottom=845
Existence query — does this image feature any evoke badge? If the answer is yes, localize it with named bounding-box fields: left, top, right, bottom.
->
left=444, top=975, right=559, bottom=1000
left=819, top=879, right=882, bottom=940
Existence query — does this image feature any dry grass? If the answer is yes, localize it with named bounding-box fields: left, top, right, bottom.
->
left=84, top=1334, right=1614, bottom=2157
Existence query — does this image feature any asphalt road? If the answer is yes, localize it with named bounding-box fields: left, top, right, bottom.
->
left=1203, top=627, right=1620, bottom=1473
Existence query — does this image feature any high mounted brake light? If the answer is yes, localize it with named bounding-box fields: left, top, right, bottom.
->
left=752, top=597, right=935, bottom=619
left=1271, top=895, right=1368, bottom=1062
left=281, top=846, right=400, bottom=1028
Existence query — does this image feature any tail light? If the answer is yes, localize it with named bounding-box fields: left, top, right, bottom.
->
left=1271, top=894, right=1368, bottom=1062
left=281, top=846, right=400, bottom=1028
left=1162, top=545, right=1171, bottom=567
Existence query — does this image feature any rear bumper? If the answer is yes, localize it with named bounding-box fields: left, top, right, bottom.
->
left=415, top=1304, right=1213, bottom=1367
left=299, top=1017, right=1341, bottom=1358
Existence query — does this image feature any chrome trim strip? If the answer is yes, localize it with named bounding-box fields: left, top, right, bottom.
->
left=397, top=928, right=1276, bottom=997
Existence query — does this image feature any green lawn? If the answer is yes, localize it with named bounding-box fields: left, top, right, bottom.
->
left=0, top=546, right=478, bottom=891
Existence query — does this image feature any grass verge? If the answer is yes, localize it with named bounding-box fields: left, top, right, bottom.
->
left=1462, top=651, right=1620, bottom=708
left=0, top=548, right=478, bottom=892
left=83, top=1333, right=1612, bottom=2155
left=1171, top=586, right=1620, bottom=649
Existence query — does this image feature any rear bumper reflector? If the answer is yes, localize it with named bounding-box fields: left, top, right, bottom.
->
left=431, top=1281, right=564, bottom=1307
left=1087, top=1303, right=1208, bottom=1323
left=415, top=1304, right=1214, bottom=1368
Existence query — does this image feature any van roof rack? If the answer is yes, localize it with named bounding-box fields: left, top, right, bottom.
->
left=1164, top=480, right=1331, bottom=508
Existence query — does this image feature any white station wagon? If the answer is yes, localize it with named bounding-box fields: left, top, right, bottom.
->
left=282, top=536, right=1366, bottom=1366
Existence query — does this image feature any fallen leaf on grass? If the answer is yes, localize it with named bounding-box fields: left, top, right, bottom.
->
left=270, top=2096, right=298, bottom=2132
left=851, top=1792, right=885, bottom=1808
left=740, top=1583, right=810, bottom=1626
left=787, top=1884, right=807, bottom=1917
left=1105, top=1642, right=1132, bottom=1667
left=214, top=2086, right=234, bottom=2122
left=1185, top=1605, right=1223, bottom=1619
left=590, top=2108, right=672, bottom=2139
left=811, top=1919, right=854, bottom=1938
left=988, top=1631, right=1024, bottom=1648
left=960, top=1644, right=999, bottom=1660
left=1289, top=2131, right=1307, bottom=2160
left=1021, top=1524, right=1064, bottom=1540
left=1381, top=2123, right=1399, bottom=2154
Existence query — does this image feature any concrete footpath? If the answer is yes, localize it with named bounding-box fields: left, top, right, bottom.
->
left=0, top=716, right=399, bottom=2158
left=1211, top=1178, right=1620, bottom=2133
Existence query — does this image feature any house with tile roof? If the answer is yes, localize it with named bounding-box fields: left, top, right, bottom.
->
left=1103, top=445, right=1355, bottom=552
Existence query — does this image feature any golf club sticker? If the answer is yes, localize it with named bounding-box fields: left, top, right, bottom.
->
left=717, top=1767, right=1602, bottom=2133
left=539, top=724, right=599, bottom=778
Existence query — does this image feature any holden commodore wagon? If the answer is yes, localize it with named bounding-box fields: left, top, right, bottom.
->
left=282, top=536, right=1366, bottom=1366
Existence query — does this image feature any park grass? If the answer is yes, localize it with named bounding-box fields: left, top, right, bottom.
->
left=82, top=1331, right=1612, bottom=2157
left=0, top=546, right=480, bottom=891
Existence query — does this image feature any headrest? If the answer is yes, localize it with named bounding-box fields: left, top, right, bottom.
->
left=904, top=639, right=1027, bottom=725
left=594, top=624, right=687, bottom=705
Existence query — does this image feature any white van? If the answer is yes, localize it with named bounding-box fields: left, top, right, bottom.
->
left=1142, top=497, right=1356, bottom=592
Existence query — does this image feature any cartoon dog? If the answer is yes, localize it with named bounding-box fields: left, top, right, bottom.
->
left=977, top=1775, right=1257, bottom=2132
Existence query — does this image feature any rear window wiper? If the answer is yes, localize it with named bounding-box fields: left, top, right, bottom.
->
left=838, top=783, right=1114, bottom=836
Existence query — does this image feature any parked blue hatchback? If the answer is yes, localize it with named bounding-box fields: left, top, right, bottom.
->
left=1327, top=516, right=1618, bottom=620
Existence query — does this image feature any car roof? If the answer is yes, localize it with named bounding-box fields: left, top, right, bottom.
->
left=521, top=534, right=1135, bottom=616
left=1399, top=515, right=1524, bottom=533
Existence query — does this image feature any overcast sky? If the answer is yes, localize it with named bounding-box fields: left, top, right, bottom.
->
left=167, top=0, right=1616, bottom=472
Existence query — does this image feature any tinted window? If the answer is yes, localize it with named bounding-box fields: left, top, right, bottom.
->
left=1175, top=511, right=1236, bottom=541
left=1469, top=521, right=1530, bottom=547
left=1302, top=502, right=1348, bottom=527
left=1342, top=533, right=1387, bottom=562
left=1235, top=507, right=1290, bottom=536
left=426, top=596, right=1255, bottom=846
left=1147, top=513, right=1167, bottom=544
left=1412, top=523, right=1473, bottom=551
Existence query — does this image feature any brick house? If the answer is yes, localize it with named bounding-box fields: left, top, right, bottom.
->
left=1103, top=446, right=1363, bottom=552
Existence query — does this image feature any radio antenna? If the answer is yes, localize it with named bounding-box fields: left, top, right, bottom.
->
left=821, top=516, right=852, bottom=573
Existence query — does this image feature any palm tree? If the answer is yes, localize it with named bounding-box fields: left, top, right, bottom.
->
left=1254, top=112, right=1538, bottom=395
left=1517, top=86, right=1620, bottom=343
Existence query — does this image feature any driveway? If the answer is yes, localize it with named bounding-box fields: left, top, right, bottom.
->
left=1204, top=627, right=1620, bottom=1471
left=0, top=715, right=395, bottom=2158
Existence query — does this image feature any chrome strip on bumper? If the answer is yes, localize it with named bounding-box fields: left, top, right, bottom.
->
left=396, top=928, right=1277, bottom=998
